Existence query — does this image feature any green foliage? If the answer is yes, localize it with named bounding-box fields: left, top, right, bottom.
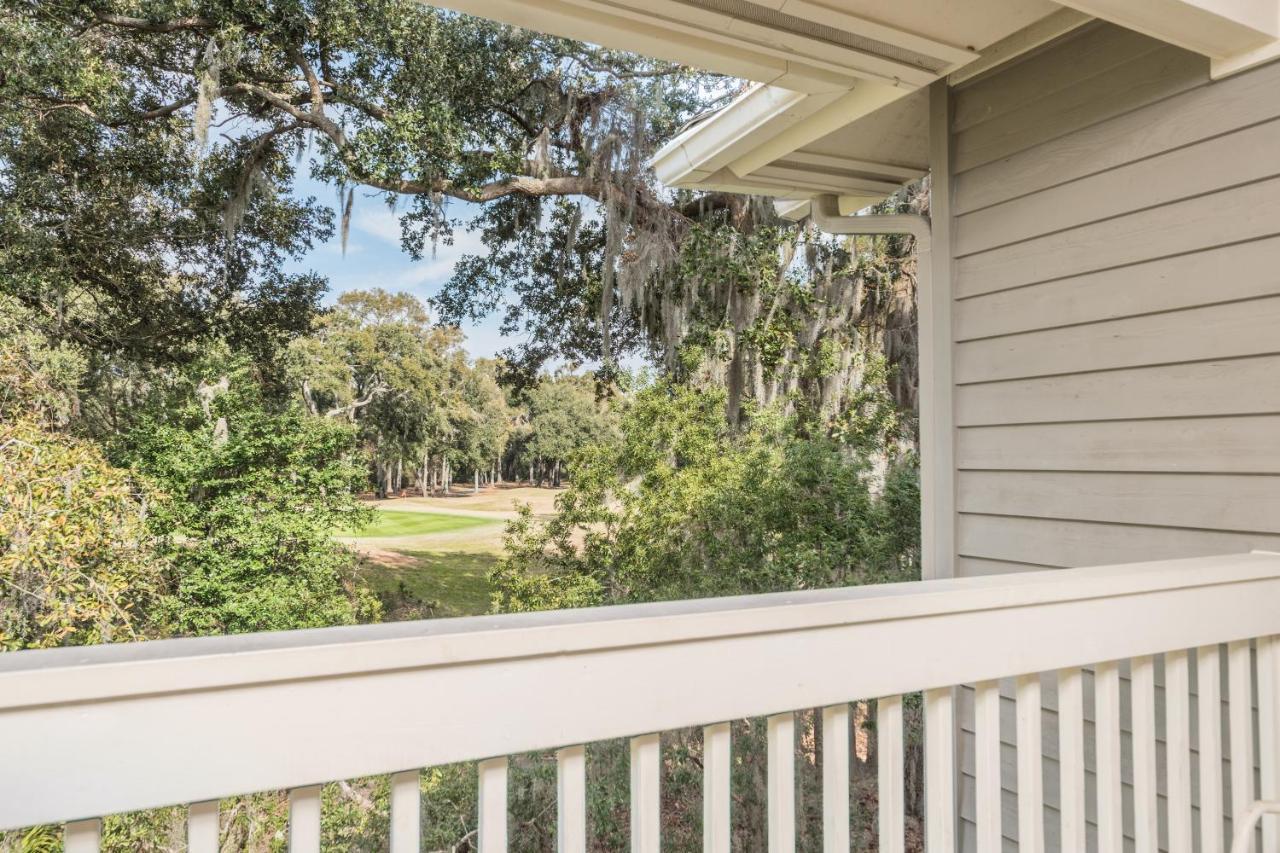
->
left=519, top=374, right=617, bottom=482
left=0, top=417, right=166, bottom=651
left=494, top=382, right=918, bottom=611
left=0, top=3, right=330, bottom=365
left=0, top=322, right=167, bottom=651
left=117, top=372, right=379, bottom=635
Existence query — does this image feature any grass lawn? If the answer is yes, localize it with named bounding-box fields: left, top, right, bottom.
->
left=339, top=509, right=496, bottom=538
left=360, top=549, right=499, bottom=618
left=339, top=507, right=507, bottom=618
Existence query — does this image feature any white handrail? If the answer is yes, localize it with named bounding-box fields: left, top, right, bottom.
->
left=3, top=551, right=1280, bottom=830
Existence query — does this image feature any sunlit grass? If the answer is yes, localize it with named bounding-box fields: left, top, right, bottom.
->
left=337, top=509, right=497, bottom=538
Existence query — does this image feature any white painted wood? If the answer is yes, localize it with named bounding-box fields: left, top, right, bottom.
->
left=557, top=746, right=587, bottom=853
left=955, top=296, right=1280, bottom=384
left=1132, top=655, right=1159, bottom=853
left=1166, top=650, right=1194, bottom=853
left=768, top=712, right=796, bottom=853
left=64, top=819, right=100, bottom=853
left=1015, top=674, right=1044, bottom=853
left=924, top=687, right=956, bottom=852
left=631, top=734, right=661, bottom=853
left=478, top=757, right=508, bottom=853
left=821, top=705, right=850, bottom=853
left=1257, top=637, right=1280, bottom=853
left=957, top=355, right=1280, bottom=427
left=1229, top=640, right=1257, bottom=850
left=389, top=770, right=420, bottom=853
left=1056, top=668, right=1086, bottom=852
left=188, top=800, right=220, bottom=853
left=878, top=695, right=905, bottom=853
left=288, top=785, right=322, bottom=853
left=1201, top=645, right=1228, bottom=853
left=957, top=514, right=1280, bottom=570
left=703, top=723, right=731, bottom=853
left=1095, top=661, right=1123, bottom=853
left=974, top=680, right=1003, bottom=851
left=957, top=471, right=1280, bottom=535
left=7, top=555, right=1280, bottom=830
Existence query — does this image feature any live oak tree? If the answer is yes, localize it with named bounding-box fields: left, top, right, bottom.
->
left=4, top=0, right=922, bottom=432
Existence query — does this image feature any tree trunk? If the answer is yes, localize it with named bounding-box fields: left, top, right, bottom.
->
left=421, top=460, right=429, bottom=497
left=552, top=458, right=561, bottom=487
left=474, top=470, right=480, bottom=494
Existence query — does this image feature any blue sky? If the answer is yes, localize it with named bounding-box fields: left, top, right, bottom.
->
left=284, top=174, right=511, bottom=358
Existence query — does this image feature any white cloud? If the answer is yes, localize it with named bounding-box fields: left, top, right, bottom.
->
left=353, top=207, right=404, bottom=245
left=391, top=228, right=489, bottom=289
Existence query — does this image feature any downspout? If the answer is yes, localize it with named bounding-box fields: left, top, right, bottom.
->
left=807, top=192, right=942, bottom=578
left=809, top=193, right=931, bottom=249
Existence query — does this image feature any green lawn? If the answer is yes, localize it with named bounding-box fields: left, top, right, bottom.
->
left=361, top=550, right=499, bottom=618
left=339, top=509, right=496, bottom=538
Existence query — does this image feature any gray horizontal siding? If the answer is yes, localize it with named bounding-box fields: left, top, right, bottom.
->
left=947, top=21, right=1280, bottom=850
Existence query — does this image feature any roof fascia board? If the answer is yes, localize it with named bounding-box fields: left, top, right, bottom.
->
left=651, top=85, right=835, bottom=186
left=1056, top=0, right=1278, bottom=58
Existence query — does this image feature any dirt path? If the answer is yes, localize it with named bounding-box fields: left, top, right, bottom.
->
left=362, top=486, right=562, bottom=520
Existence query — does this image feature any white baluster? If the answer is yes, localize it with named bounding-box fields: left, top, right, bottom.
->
left=288, top=785, right=322, bottom=853
left=1096, top=661, right=1123, bottom=853
left=1133, top=655, right=1158, bottom=853
left=390, top=770, right=420, bottom=853
left=974, top=680, right=1002, bottom=852
left=822, top=705, right=850, bottom=853
left=1201, top=645, right=1227, bottom=853
left=768, top=712, right=796, bottom=853
left=631, top=734, right=661, bottom=853
left=1258, top=636, right=1280, bottom=853
left=1016, top=674, right=1044, bottom=853
left=557, top=745, right=587, bottom=853
left=878, top=695, right=905, bottom=853
left=1057, top=668, right=1086, bottom=853
left=1167, top=651, right=1194, bottom=853
left=924, top=687, right=955, bottom=852
left=478, top=757, right=509, bottom=853
left=1230, top=640, right=1257, bottom=852
left=704, top=723, right=732, bottom=853
left=188, top=800, right=220, bottom=853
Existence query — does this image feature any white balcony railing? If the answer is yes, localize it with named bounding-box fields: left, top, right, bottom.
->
left=4, top=552, right=1280, bottom=851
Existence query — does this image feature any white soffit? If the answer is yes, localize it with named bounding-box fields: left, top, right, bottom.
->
left=649, top=0, right=1067, bottom=202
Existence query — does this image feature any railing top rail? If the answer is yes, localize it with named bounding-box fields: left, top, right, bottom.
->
left=3, top=552, right=1279, bottom=712
left=4, top=551, right=1280, bottom=830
